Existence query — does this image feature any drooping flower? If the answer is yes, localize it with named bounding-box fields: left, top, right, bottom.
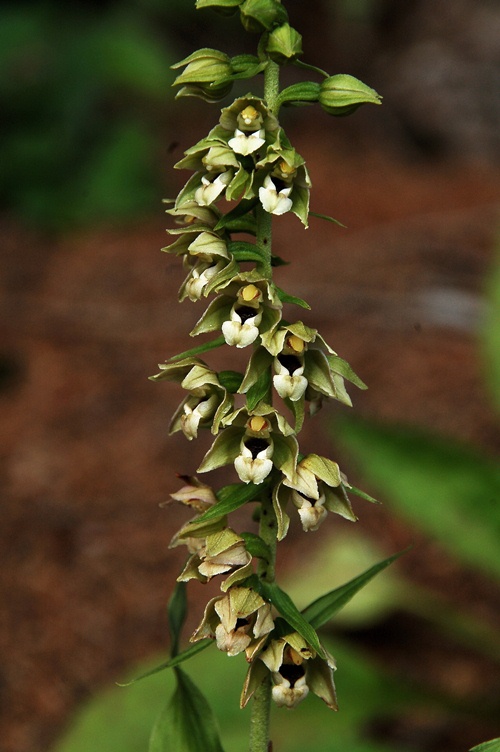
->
left=191, top=587, right=274, bottom=657
left=228, top=128, right=266, bottom=156
left=176, top=527, right=253, bottom=590
left=241, top=632, right=338, bottom=710
left=195, top=170, right=233, bottom=206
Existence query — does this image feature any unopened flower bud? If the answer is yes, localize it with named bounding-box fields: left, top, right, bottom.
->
left=319, top=74, right=382, bottom=117
left=239, top=0, right=288, bottom=33
left=266, top=23, right=303, bottom=64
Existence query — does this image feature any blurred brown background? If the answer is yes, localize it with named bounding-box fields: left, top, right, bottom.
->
left=1, top=1, right=500, bottom=750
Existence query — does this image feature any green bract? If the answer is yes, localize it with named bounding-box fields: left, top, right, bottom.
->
left=265, top=23, right=303, bottom=64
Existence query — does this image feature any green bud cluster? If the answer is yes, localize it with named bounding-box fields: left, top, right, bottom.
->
left=154, top=0, right=382, bottom=722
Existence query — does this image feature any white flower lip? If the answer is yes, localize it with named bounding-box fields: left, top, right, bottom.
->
left=258, top=175, right=293, bottom=215
left=234, top=435, right=274, bottom=484
left=228, top=128, right=266, bottom=156
left=194, top=171, right=231, bottom=206
left=222, top=306, right=262, bottom=348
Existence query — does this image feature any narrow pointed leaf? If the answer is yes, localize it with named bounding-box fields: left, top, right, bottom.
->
left=260, top=581, right=325, bottom=658
left=274, top=285, right=311, bottom=310
left=246, top=367, right=272, bottom=411
left=168, top=336, right=226, bottom=362
left=326, top=354, right=367, bottom=390
left=309, top=210, right=346, bottom=228
left=168, top=582, right=187, bottom=657
left=149, top=667, right=225, bottom=752
left=119, top=640, right=212, bottom=686
left=302, top=550, right=406, bottom=630
left=195, top=481, right=266, bottom=524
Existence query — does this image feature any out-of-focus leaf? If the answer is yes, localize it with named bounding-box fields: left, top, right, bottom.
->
left=337, top=417, right=500, bottom=579
left=168, top=582, right=187, bottom=657
left=470, top=740, right=500, bottom=752
left=302, top=550, right=405, bottom=629
left=149, top=668, right=225, bottom=752
left=482, top=240, right=500, bottom=414
left=119, top=641, right=212, bottom=686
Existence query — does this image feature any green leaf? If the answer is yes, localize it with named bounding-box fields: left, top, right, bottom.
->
left=348, top=484, right=378, bottom=503
left=277, top=81, right=321, bottom=107
left=240, top=532, right=272, bottom=561
left=168, top=583, right=187, bottom=657
left=149, top=667, right=225, bottom=752
left=227, top=240, right=265, bottom=263
left=274, top=285, right=311, bottom=309
left=260, top=581, right=325, bottom=658
left=309, top=210, right=346, bottom=228
left=284, top=396, right=305, bottom=433
left=214, top=198, right=258, bottom=231
left=168, top=336, right=226, bottom=362
left=119, top=641, right=212, bottom=686
left=302, top=550, right=406, bottom=630
left=217, top=370, right=243, bottom=393
left=195, top=482, right=266, bottom=524
left=337, top=417, right=500, bottom=579
left=470, top=739, right=500, bottom=752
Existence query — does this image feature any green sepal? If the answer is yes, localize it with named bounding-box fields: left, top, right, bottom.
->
left=217, top=370, right=244, bottom=393
left=326, top=354, right=367, bottom=390
left=266, top=23, right=303, bottom=64
left=195, top=481, right=265, bottom=524
left=259, top=581, right=325, bottom=659
left=246, top=366, right=273, bottom=411
left=304, top=349, right=336, bottom=397
left=290, top=182, right=310, bottom=227
left=118, top=640, right=212, bottom=686
left=240, top=532, right=272, bottom=561
left=239, top=347, right=273, bottom=393
left=225, top=164, right=252, bottom=202
left=272, top=433, right=299, bottom=482
left=274, top=285, right=311, bottom=310
left=228, top=240, right=265, bottom=264
left=203, top=257, right=240, bottom=296
left=190, top=296, right=232, bottom=336
left=301, top=549, right=407, bottom=630
left=309, top=210, right=346, bottom=228
left=149, top=667, right=226, bottom=752
left=197, top=426, right=243, bottom=473
left=277, top=81, right=321, bottom=107
left=167, top=335, right=226, bottom=362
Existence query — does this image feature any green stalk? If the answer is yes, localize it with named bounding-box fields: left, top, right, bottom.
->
left=256, top=60, right=280, bottom=280
left=248, top=58, right=281, bottom=752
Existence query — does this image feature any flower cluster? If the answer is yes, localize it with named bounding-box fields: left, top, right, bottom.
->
left=154, top=0, right=381, bottom=720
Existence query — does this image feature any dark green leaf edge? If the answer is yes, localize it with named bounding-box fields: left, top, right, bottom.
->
left=469, top=739, right=500, bottom=752
left=309, top=210, right=346, bottom=228
left=195, top=481, right=266, bottom=524
left=168, top=335, right=226, bottom=362
left=260, top=581, right=326, bottom=659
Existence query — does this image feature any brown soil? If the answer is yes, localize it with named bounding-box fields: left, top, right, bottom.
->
left=1, top=140, right=500, bottom=752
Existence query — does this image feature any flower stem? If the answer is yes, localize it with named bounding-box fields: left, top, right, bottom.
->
left=249, top=58, right=280, bottom=752
left=249, top=676, right=272, bottom=752
left=256, top=60, right=280, bottom=280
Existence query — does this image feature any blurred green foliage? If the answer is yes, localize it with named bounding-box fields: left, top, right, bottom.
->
left=0, top=1, right=189, bottom=230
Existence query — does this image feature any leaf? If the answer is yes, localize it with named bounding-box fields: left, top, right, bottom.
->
left=168, top=336, right=226, bottom=362
left=195, top=482, right=266, bottom=524
left=214, top=198, right=258, bottom=231
left=240, top=532, right=271, bottom=561
left=470, top=739, right=500, bottom=752
left=309, top=210, right=346, bottom=228
left=227, top=240, right=265, bottom=263
left=119, top=641, right=212, bottom=686
left=149, top=667, right=225, bottom=752
left=168, top=582, right=187, bottom=657
left=259, top=581, right=325, bottom=658
left=274, top=285, right=311, bottom=309
left=217, top=370, right=243, bottom=393
left=337, top=417, right=500, bottom=579
left=301, top=550, right=406, bottom=630
left=347, top=484, right=378, bottom=503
